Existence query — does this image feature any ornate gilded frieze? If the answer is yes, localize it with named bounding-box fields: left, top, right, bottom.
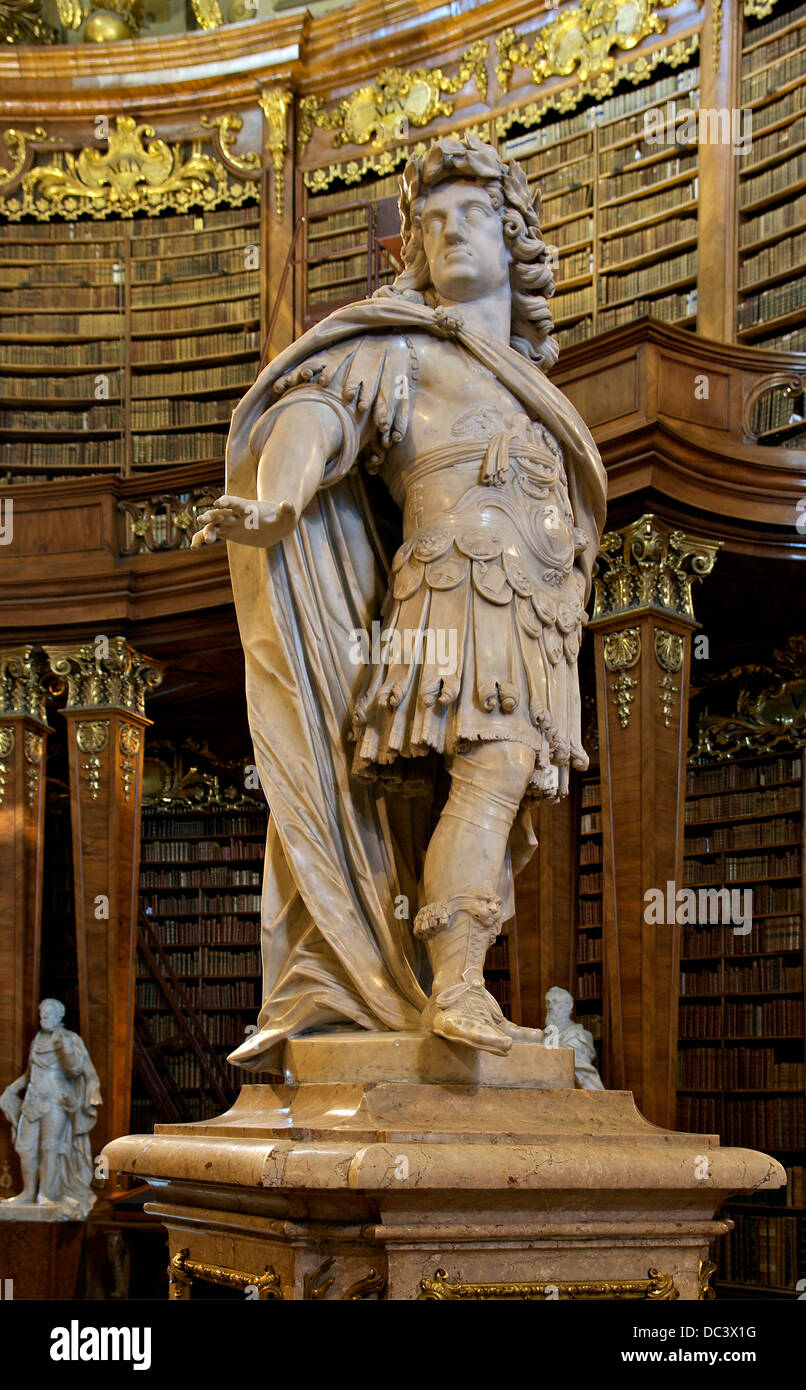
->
left=0, top=116, right=259, bottom=222
left=45, top=637, right=164, bottom=717
left=654, top=628, right=684, bottom=728
left=592, top=515, right=721, bottom=622
left=0, top=646, right=49, bottom=723
left=496, top=0, right=694, bottom=91
left=302, top=124, right=490, bottom=194
left=495, top=33, right=699, bottom=137
left=258, top=87, right=292, bottom=220
left=692, top=636, right=806, bottom=759
left=298, top=43, right=489, bottom=157
left=419, top=1267, right=678, bottom=1299
left=603, top=626, right=641, bottom=729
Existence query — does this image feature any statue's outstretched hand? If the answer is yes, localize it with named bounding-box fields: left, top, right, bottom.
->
left=190, top=495, right=296, bottom=550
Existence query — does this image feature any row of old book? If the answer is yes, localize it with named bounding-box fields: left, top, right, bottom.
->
left=685, top=815, right=801, bottom=854
left=681, top=916, right=803, bottom=956
left=680, top=998, right=804, bottom=1037
left=678, top=1048, right=804, bottom=1090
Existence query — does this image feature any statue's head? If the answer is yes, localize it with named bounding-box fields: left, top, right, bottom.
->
left=545, top=986, right=573, bottom=1026
left=388, top=135, right=558, bottom=371
left=38, top=998, right=65, bottom=1032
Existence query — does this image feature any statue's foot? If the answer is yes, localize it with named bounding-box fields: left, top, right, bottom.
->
left=36, top=1193, right=59, bottom=1208
left=426, top=990, right=512, bottom=1057
left=483, top=989, right=544, bottom=1043
left=2, top=1192, right=35, bottom=1205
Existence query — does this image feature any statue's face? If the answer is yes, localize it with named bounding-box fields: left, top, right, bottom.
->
left=39, top=1001, right=62, bottom=1032
left=546, top=992, right=572, bottom=1027
left=419, top=179, right=510, bottom=303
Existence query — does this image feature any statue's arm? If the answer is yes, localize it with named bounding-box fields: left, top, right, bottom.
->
left=192, top=399, right=343, bottom=551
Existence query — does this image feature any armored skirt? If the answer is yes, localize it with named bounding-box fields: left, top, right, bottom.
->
left=351, top=434, right=590, bottom=800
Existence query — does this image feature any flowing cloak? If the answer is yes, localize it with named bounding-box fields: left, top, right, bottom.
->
left=225, top=297, right=607, bottom=1070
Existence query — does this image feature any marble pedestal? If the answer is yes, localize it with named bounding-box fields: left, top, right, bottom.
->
left=104, top=1034, right=785, bottom=1301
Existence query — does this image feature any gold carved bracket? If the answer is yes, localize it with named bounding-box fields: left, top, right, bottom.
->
left=258, top=87, right=293, bottom=221
left=496, top=0, right=692, bottom=92
left=419, top=1267, right=679, bottom=1299
left=298, top=41, right=489, bottom=157
left=0, top=115, right=260, bottom=222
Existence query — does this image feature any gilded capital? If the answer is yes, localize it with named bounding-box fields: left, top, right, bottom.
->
left=592, top=514, right=721, bottom=622
left=44, top=637, right=164, bottom=716
left=0, top=645, right=49, bottom=723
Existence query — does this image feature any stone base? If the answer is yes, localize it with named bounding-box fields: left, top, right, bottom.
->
left=104, top=1035, right=785, bottom=1301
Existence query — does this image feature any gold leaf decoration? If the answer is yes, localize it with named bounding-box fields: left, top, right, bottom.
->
left=191, top=0, right=224, bottom=28
left=593, top=514, right=721, bottom=621
left=0, top=127, right=46, bottom=190
left=496, top=0, right=689, bottom=92
left=298, top=42, right=489, bottom=156
left=0, top=117, right=259, bottom=222
left=302, top=125, right=489, bottom=194
left=495, top=33, right=700, bottom=136
left=0, top=0, right=55, bottom=43
left=258, top=87, right=292, bottom=220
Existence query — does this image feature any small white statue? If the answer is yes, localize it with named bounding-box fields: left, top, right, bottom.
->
left=0, top=998, right=102, bottom=1221
left=542, top=986, right=603, bottom=1090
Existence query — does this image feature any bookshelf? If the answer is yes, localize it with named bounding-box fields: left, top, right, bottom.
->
left=676, top=751, right=806, bottom=1295
left=0, top=203, right=261, bottom=484
left=738, top=0, right=806, bottom=352
left=574, top=772, right=604, bottom=1046
left=301, top=174, right=400, bottom=328
left=134, top=799, right=269, bottom=1128
left=499, top=62, right=700, bottom=350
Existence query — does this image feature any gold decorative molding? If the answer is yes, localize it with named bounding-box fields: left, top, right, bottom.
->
left=0, top=127, right=46, bottom=186
left=302, top=125, right=490, bottom=194
left=119, top=723, right=141, bottom=804
left=76, top=719, right=109, bottom=801
left=0, top=0, right=55, bottom=43
left=199, top=113, right=260, bottom=175
left=743, top=0, right=779, bottom=17
left=191, top=0, right=224, bottom=29
left=45, top=637, right=164, bottom=717
left=0, top=725, right=14, bottom=807
left=496, top=0, right=689, bottom=92
left=495, top=33, right=699, bottom=136
left=303, top=1256, right=387, bottom=1300
left=24, top=729, right=43, bottom=808
left=711, top=0, right=723, bottom=70
left=298, top=43, right=489, bottom=157
left=169, top=1250, right=282, bottom=1300
left=603, top=626, right=641, bottom=729
left=419, top=1267, right=678, bottom=1300
left=654, top=627, right=684, bottom=728
left=258, top=87, right=292, bottom=220
left=592, top=514, right=721, bottom=622
left=0, top=117, right=259, bottom=222
left=698, top=1258, right=717, bottom=1300
left=692, top=636, right=806, bottom=759
left=0, top=645, right=49, bottom=723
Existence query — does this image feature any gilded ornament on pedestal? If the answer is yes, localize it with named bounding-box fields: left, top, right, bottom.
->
left=654, top=627, right=683, bottom=728
left=603, top=626, right=641, bottom=729
left=45, top=637, right=163, bottom=717
left=419, top=1267, right=679, bottom=1299
left=0, top=724, right=15, bottom=805
left=298, top=43, right=489, bottom=156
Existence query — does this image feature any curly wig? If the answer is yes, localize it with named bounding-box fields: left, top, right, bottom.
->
left=377, top=134, right=558, bottom=371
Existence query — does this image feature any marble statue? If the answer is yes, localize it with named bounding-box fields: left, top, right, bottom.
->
left=0, top=998, right=102, bottom=1220
left=192, top=135, right=607, bottom=1066
left=543, top=986, right=604, bottom=1090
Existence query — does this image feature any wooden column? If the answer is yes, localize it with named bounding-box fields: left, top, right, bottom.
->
left=0, top=647, right=50, bottom=1182
left=44, top=638, right=163, bottom=1163
left=590, top=516, right=721, bottom=1127
left=514, top=796, right=577, bottom=1030
left=259, top=85, right=296, bottom=357
left=697, top=0, right=742, bottom=342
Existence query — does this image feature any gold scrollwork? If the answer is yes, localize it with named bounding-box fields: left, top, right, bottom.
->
left=496, top=0, right=688, bottom=92
left=743, top=0, right=779, bottom=17
left=692, top=635, right=806, bottom=759
left=698, top=1258, right=717, bottom=1299
left=303, top=1256, right=387, bottom=1300
left=0, top=646, right=49, bottom=722
left=419, top=1267, right=679, bottom=1300
left=0, top=117, right=259, bottom=222
left=258, top=87, right=293, bottom=221
left=603, top=626, right=641, bottom=729
left=0, top=127, right=47, bottom=190
left=0, top=0, right=55, bottom=43
left=168, top=1249, right=282, bottom=1300
left=298, top=43, right=489, bottom=157
left=191, top=0, right=224, bottom=28
left=593, top=514, right=721, bottom=622
left=495, top=34, right=699, bottom=137
left=45, top=637, right=163, bottom=717
left=654, top=627, right=684, bottom=728
left=199, top=114, right=261, bottom=175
